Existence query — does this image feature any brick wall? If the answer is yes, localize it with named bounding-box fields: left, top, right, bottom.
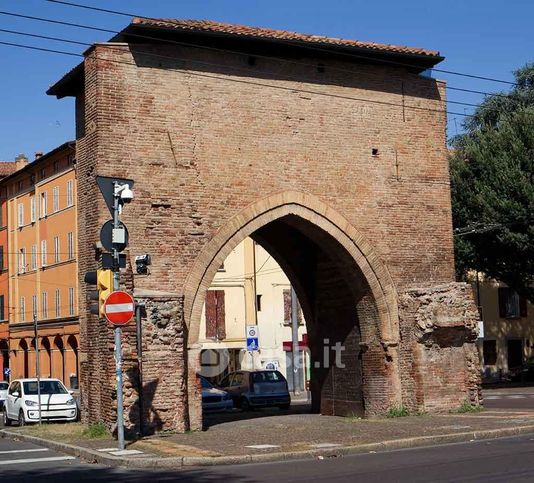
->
left=72, top=40, right=479, bottom=431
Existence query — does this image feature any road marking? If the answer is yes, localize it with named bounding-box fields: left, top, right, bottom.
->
left=97, top=447, right=120, bottom=452
left=0, top=456, right=75, bottom=465
left=0, top=448, right=49, bottom=455
left=506, top=395, right=527, bottom=399
left=245, top=444, right=280, bottom=449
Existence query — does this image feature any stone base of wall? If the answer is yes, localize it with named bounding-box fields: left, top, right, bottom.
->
left=124, top=295, right=188, bottom=435
left=399, top=282, right=482, bottom=413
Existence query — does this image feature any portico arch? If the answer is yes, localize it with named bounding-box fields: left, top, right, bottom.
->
left=184, top=191, right=401, bottom=426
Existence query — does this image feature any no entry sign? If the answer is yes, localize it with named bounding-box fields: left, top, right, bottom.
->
left=103, top=291, right=135, bottom=325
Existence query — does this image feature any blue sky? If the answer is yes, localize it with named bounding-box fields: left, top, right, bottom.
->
left=0, top=0, right=533, bottom=160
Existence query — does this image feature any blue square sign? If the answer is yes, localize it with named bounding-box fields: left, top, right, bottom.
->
left=246, top=337, right=259, bottom=351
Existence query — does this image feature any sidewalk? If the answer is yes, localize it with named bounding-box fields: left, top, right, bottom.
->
left=2, top=406, right=534, bottom=468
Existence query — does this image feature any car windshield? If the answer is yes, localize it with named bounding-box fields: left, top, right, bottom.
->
left=200, top=377, right=214, bottom=389
left=0, top=382, right=8, bottom=390
left=23, top=380, right=68, bottom=395
left=252, top=371, right=284, bottom=383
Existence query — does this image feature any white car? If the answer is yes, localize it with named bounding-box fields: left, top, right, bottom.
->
left=3, top=378, right=77, bottom=426
left=0, top=381, right=8, bottom=410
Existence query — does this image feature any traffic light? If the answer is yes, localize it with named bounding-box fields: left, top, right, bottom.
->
left=84, top=269, right=113, bottom=318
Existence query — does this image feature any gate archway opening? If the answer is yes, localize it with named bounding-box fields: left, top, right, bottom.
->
left=185, top=193, right=401, bottom=424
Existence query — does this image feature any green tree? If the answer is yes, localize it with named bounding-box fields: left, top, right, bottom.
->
left=450, top=63, right=534, bottom=302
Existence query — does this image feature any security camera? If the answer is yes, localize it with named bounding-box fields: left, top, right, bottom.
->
left=135, top=254, right=151, bottom=274
left=114, top=182, right=134, bottom=203
left=120, top=184, right=134, bottom=203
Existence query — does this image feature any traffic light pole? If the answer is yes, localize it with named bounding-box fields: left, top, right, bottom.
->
left=113, top=183, right=125, bottom=451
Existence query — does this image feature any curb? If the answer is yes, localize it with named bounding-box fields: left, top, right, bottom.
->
left=2, top=424, right=534, bottom=468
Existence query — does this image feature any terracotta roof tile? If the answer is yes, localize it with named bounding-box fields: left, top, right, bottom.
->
left=131, top=18, right=440, bottom=58
left=0, top=162, right=18, bottom=177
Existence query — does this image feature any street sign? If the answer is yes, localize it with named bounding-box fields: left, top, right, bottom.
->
left=103, top=291, right=135, bottom=326
left=246, top=325, right=259, bottom=352
left=100, top=220, right=129, bottom=252
left=3, top=367, right=10, bottom=377
left=96, top=176, right=135, bottom=216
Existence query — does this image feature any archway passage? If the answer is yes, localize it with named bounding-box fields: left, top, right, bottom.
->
left=191, top=210, right=400, bottom=419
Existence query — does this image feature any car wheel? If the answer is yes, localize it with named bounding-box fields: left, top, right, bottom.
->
left=240, top=398, right=252, bottom=411
left=3, top=409, right=11, bottom=426
left=18, top=410, right=26, bottom=427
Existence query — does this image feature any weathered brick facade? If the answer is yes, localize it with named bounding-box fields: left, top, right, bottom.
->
left=49, top=20, right=481, bottom=433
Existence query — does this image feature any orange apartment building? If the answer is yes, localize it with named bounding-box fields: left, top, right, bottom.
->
left=0, top=155, right=27, bottom=375
left=1, top=142, right=80, bottom=388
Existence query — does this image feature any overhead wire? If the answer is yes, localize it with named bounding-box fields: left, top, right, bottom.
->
left=0, top=37, right=475, bottom=118
left=0, top=9, right=517, bottom=102
left=42, top=0, right=518, bottom=86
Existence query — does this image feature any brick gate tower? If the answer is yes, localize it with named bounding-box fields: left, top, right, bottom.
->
left=49, top=19, right=481, bottom=433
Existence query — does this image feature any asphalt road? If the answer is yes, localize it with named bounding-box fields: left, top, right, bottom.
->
left=1, top=433, right=534, bottom=482
left=484, top=387, right=534, bottom=410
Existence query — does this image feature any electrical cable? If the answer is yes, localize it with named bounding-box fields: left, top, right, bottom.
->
left=41, top=0, right=518, bottom=86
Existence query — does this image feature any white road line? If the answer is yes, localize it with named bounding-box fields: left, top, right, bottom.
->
left=0, top=448, right=49, bottom=455
left=245, top=444, right=280, bottom=449
left=0, top=456, right=75, bottom=465
left=506, top=395, right=527, bottom=399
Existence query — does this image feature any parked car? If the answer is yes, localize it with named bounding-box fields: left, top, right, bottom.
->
left=0, top=381, right=8, bottom=410
left=200, top=376, right=233, bottom=412
left=510, top=357, right=534, bottom=382
left=3, top=378, right=77, bottom=426
left=218, top=370, right=290, bottom=410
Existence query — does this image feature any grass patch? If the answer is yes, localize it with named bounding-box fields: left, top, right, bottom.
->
left=82, top=422, right=109, bottom=439
left=386, top=405, right=410, bottom=418
left=451, top=401, right=484, bottom=414
left=10, top=422, right=112, bottom=442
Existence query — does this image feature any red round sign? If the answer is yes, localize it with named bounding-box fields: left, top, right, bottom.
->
left=103, top=291, right=135, bottom=325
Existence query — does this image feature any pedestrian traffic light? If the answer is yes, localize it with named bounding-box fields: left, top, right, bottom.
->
left=84, top=269, right=113, bottom=318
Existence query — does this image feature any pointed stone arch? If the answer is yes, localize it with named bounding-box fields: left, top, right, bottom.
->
left=184, top=191, right=399, bottom=347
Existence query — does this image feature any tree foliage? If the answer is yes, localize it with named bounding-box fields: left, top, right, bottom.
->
left=450, top=63, right=534, bottom=302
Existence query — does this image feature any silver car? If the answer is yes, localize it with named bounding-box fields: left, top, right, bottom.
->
left=201, top=376, right=233, bottom=412
left=218, top=370, right=291, bottom=410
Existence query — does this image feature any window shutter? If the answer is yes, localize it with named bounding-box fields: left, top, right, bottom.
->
left=216, top=290, right=226, bottom=340
left=283, top=289, right=291, bottom=324
left=205, top=290, right=217, bottom=338
left=498, top=287, right=507, bottom=318
left=519, top=296, right=528, bottom=318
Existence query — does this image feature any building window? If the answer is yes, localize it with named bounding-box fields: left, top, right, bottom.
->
left=18, top=248, right=26, bottom=274
left=32, top=295, right=38, bottom=319
left=67, top=232, right=74, bottom=260
left=17, top=203, right=24, bottom=227
left=20, top=297, right=26, bottom=322
left=17, top=180, right=24, bottom=192
left=53, top=186, right=60, bottom=212
left=483, top=340, right=497, bottom=365
left=53, top=160, right=60, bottom=173
left=41, top=292, right=48, bottom=319
left=67, top=154, right=75, bottom=166
left=54, top=236, right=60, bottom=263
left=41, top=239, right=47, bottom=267
left=55, top=289, right=61, bottom=318
left=40, top=192, right=47, bottom=217
left=31, top=244, right=37, bottom=270
left=205, top=290, right=226, bottom=340
left=0, top=295, right=4, bottom=320
left=256, top=294, right=262, bottom=312
left=68, top=287, right=75, bottom=316
left=30, top=196, right=36, bottom=223
left=67, top=180, right=74, bottom=207
left=498, top=287, right=527, bottom=319
left=40, top=167, right=46, bottom=180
